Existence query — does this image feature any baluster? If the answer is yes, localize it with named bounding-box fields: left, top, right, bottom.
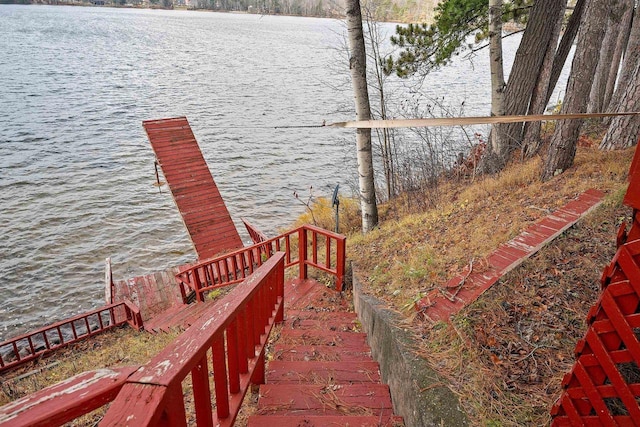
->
left=98, top=310, right=105, bottom=330
left=213, top=261, right=222, bottom=286
left=212, top=335, right=230, bottom=419
left=247, top=249, right=255, bottom=274
left=42, top=330, right=50, bottom=349
left=312, top=231, right=318, bottom=266
left=70, top=321, right=78, bottom=340
left=12, top=342, right=19, bottom=360
left=285, top=235, right=291, bottom=264
left=226, top=322, right=240, bottom=394
left=204, top=263, right=213, bottom=288
left=220, top=259, right=229, bottom=283
left=27, top=336, right=35, bottom=356
left=276, top=258, right=285, bottom=323
left=84, top=317, right=91, bottom=335
left=326, top=235, right=332, bottom=270
left=233, top=253, right=241, bottom=280
left=193, top=268, right=204, bottom=302
left=192, top=355, right=214, bottom=427
left=237, top=309, right=249, bottom=374
left=246, top=298, right=257, bottom=358
left=163, top=383, right=188, bottom=427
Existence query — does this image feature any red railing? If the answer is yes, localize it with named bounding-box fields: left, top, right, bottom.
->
left=242, top=217, right=268, bottom=243
left=0, top=301, right=142, bottom=373
left=176, top=224, right=346, bottom=302
left=101, top=253, right=285, bottom=426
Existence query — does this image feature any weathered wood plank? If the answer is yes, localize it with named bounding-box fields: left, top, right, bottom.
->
left=0, top=367, right=138, bottom=427
left=143, top=117, right=242, bottom=260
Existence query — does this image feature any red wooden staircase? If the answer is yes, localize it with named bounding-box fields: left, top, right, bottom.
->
left=248, top=279, right=404, bottom=427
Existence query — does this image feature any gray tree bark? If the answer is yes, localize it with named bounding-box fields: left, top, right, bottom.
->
left=346, top=0, right=379, bottom=232
left=521, top=0, right=568, bottom=158
left=485, top=0, right=567, bottom=171
left=603, top=0, right=634, bottom=111
left=545, top=0, right=586, bottom=106
left=542, top=0, right=610, bottom=181
left=610, top=4, right=640, bottom=106
left=600, top=5, right=640, bottom=151
left=588, top=0, right=625, bottom=113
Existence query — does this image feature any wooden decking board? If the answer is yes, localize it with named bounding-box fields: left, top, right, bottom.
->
left=256, top=384, right=392, bottom=411
left=416, top=189, right=605, bottom=322
left=143, top=116, right=242, bottom=261
left=248, top=415, right=403, bottom=427
left=249, top=279, right=403, bottom=425
left=273, top=344, right=372, bottom=361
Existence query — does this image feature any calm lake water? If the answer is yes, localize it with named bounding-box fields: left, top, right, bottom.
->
left=0, top=5, right=571, bottom=340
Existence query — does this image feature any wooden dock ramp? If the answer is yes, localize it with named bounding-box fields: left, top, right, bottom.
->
left=143, top=117, right=243, bottom=260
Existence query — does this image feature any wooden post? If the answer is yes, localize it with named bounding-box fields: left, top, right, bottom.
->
left=298, top=227, right=308, bottom=280
left=104, top=258, right=113, bottom=304
left=336, top=237, right=346, bottom=292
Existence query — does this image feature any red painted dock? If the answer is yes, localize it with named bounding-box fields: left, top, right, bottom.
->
left=248, top=279, right=404, bottom=426
left=416, top=188, right=605, bottom=322
left=143, top=117, right=243, bottom=260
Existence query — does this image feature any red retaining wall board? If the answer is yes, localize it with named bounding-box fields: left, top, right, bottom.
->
left=143, top=117, right=242, bottom=261
left=416, top=189, right=605, bottom=323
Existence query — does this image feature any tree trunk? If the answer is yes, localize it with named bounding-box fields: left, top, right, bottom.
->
left=599, top=66, right=640, bottom=150
left=488, top=0, right=506, bottom=159
left=496, top=0, right=567, bottom=160
left=546, top=0, right=587, bottom=106
left=588, top=0, right=624, bottom=113
left=603, top=0, right=634, bottom=111
left=346, top=0, right=378, bottom=232
left=600, top=5, right=640, bottom=151
left=521, top=0, right=568, bottom=158
left=610, top=4, right=640, bottom=107
left=542, top=0, right=609, bottom=181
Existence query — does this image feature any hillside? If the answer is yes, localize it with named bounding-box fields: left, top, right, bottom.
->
left=348, top=145, right=634, bottom=425
left=0, top=145, right=634, bottom=426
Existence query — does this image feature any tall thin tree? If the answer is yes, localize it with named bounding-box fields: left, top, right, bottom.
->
left=488, top=0, right=506, bottom=156
left=542, top=0, right=610, bottom=180
left=346, top=0, right=379, bottom=232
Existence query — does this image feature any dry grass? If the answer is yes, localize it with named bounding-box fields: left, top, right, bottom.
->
left=349, top=146, right=633, bottom=312
left=0, top=326, right=179, bottom=425
left=415, top=192, right=631, bottom=425
left=346, top=144, right=635, bottom=426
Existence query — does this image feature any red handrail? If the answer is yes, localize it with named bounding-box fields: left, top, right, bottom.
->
left=242, top=217, right=268, bottom=243
left=176, top=224, right=346, bottom=302
left=100, top=253, right=286, bottom=426
left=0, top=301, right=142, bottom=373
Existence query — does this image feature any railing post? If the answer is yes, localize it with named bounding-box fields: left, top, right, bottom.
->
left=275, top=257, right=284, bottom=323
left=336, top=237, right=346, bottom=292
left=105, top=257, right=113, bottom=304
left=193, top=270, right=204, bottom=302
left=298, top=227, right=308, bottom=280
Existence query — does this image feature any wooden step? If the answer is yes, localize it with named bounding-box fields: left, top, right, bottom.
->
left=277, top=329, right=369, bottom=348
left=283, top=317, right=361, bottom=332
left=272, top=344, right=371, bottom=362
left=142, top=301, right=214, bottom=334
left=284, top=279, right=351, bottom=311
left=248, top=415, right=404, bottom=427
left=255, top=383, right=393, bottom=415
left=285, top=310, right=358, bottom=322
left=266, top=361, right=380, bottom=384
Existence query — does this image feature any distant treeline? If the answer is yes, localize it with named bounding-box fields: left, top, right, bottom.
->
left=0, top=0, right=439, bottom=22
